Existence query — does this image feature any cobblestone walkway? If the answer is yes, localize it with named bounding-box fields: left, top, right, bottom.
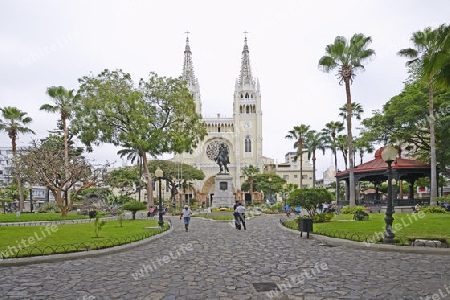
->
left=1, top=215, right=449, bottom=299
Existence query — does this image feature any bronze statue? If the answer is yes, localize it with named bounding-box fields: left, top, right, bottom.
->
left=215, top=143, right=229, bottom=173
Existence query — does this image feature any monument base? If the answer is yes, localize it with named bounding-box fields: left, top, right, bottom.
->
left=211, top=173, right=235, bottom=208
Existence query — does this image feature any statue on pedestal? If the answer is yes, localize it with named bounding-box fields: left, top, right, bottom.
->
left=215, top=143, right=229, bottom=173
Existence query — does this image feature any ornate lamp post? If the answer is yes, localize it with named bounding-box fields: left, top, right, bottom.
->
left=155, top=167, right=164, bottom=227
left=381, top=144, right=397, bottom=243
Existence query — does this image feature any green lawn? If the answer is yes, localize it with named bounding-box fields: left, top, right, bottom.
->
left=0, top=219, right=168, bottom=259
left=284, top=212, right=450, bottom=245
left=0, top=212, right=89, bottom=222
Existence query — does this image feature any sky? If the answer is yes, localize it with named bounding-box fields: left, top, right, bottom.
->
left=1, top=0, right=449, bottom=178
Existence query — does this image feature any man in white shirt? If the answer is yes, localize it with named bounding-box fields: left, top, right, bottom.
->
left=235, top=202, right=246, bottom=230
left=180, top=206, right=193, bottom=232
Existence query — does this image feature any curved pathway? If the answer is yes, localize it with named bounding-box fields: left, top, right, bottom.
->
left=1, top=214, right=449, bottom=299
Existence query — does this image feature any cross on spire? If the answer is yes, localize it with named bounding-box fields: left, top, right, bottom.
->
left=243, top=30, right=249, bottom=38
left=185, top=30, right=190, bottom=39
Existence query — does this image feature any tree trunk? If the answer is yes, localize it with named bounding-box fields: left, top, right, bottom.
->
left=299, top=137, right=303, bottom=189
left=312, top=152, right=316, bottom=188
left=333, top=140, right=339, bottom=202
left=63, top=118, right=71, bottom=210
left=428, top=82, right=437, bottom=205
left=141, top=152, right=154, bottom=206
left=345, top=80, right=355, bottom=207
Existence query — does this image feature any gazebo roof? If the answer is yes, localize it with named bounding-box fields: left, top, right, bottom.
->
left=336, top=147, right=431, bottom=180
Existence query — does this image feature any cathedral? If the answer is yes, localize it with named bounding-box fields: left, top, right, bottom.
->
left=173, top=36, right=270, bottom=206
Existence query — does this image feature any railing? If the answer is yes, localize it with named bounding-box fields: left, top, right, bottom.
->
left=338, top=198, right=431, bottom=207
left=0, top=227, right=167, bottom=259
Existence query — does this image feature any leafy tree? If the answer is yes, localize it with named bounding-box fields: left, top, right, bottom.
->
left=319, top=33, right=375, bottom=207
left=121, top=201, right=146, bottom=220
left=398, top=25, right=450, bottom=205
left=305, top=130, right=326, bottom=188
left=41, top=86, right=76, bottom=207
left=146, top=160, right=205, bottom=203
left=285, top=124, right=311, bottom=189
left=0, top=106, right=35, bottom=211
left=73, top=70, right=207, bottom=206
left=242, top=173, right=285, bottom=202
left=104, top=167, right=140, bottom=196
left=18, top=139, right=103, bottom=216
left=241, top=165, right=260, bottom=203
left=287, top=188, right=333, bottom=218
left=322, top=121, right=344, bottom=201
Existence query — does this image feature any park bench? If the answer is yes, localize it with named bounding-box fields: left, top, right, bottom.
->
left=353, top=211, right=369, bottom=221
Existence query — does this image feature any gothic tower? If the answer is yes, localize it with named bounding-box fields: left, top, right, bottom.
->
left=175, top=36, right=263, bottom=205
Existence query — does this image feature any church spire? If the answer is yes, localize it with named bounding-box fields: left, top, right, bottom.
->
left=238, top=36, right=254, bottom=86
left=182, top=34, right=196, bottom=87
left=181, top=32, right=202, bottom=115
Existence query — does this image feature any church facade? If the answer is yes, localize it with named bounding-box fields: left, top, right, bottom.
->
left=173, top=37, right=267, bottom=205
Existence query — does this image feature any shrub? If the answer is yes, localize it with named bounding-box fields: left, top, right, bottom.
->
left=340, top=205, right=366, bottom=214
left=38, top=202, right=61, bottom=213
left=121, top=201, right=147, bottom=220
left=313, top=212, right=334, bottom=223
left=421, top=206, right=446, bottom=213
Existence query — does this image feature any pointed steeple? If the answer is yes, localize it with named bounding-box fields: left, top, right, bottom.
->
left=182, top=36, right=196, bottom=87
left=181, top=34, right=202, bottom=115
left=238, top=37, right=254, bottom=86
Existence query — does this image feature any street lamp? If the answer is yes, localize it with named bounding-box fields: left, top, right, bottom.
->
left=381, top=143, right=397, bottom=243
left=155, top=167, right=164, bottom=227
left=268, top=177, right=272, bottom=204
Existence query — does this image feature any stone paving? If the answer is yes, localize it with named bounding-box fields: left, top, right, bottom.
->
left=1, top=214, right=450, bottom=300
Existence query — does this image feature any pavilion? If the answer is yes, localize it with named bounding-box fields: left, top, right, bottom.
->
left=336, top=147, right=432, bottom=207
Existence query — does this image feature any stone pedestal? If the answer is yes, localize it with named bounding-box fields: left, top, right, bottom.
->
left=211, top=173, right=235, bottom=208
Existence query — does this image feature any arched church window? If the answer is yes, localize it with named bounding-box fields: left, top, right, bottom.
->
left=241, top=93, right=243, bottom=98
left=245, top=93, right=249, bottom=98
left=218, top=126, right=221, bottom=133
left=246, top=106, right=249, bottom=114
left=245, top=135, right=252, bottom=152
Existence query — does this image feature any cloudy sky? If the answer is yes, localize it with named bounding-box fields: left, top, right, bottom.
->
left=1, top=0, right=449, bottom=177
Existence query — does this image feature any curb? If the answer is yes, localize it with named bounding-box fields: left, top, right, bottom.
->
left=277, top=221, right=450, bottom=255
left=0, top=223, right=174, bottom=267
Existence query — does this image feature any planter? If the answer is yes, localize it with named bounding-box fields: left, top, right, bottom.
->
left=298, top=218, right=313, bottom=238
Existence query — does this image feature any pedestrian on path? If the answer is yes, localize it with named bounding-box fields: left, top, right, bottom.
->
left=234, top=202, right=246, bottom=230
left=180, top=205, right=193, bottom=231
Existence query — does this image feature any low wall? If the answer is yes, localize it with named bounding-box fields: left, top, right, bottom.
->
left=380, top=206, right=414, bottom=213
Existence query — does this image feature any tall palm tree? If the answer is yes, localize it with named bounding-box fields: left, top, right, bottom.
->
left=117, top=146, right=144, bottom=201
left=305, top=130, right=326, bottom=188
left=285, top=124, right=311, bottom=189
left=398, top=26, right=447, bottom=205
left=0, top=106, right=35, bottom=211
left=319, top=33, right=375, bottom=207
left=41, top=86, right=75, bottom=207
left=338, top=102, right=364, bottom=121
left=242, top=165, right=260, bottom=204
left=322, top=121, right=344, bottom=201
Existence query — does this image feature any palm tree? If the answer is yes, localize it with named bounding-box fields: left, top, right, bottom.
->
left=398, top=26, right=448, bottom=205
left=339, top=102, right=364, bottom=121
left=0, top=106, right=35, bottom=211
left=41, top=86, right=75, bottom=207
left=285, top=124, right=311, bottom=189
left=354, top=136, right=374, bottom=165
left=305, top=130, right=326, bottom=188
left=336, top=134, right=349, bottom=170
left=322, top=121, right=344, bottom=201
left=319, top=33, right=375, bottom=207
left=117, top=146, right=144, bottom=201
left=241, top=165, right=260, bottom=204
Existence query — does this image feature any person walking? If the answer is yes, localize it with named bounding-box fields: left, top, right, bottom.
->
left=235, top=202, right=246, bottom=230
left=180, top=205, right=193, bottom=232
